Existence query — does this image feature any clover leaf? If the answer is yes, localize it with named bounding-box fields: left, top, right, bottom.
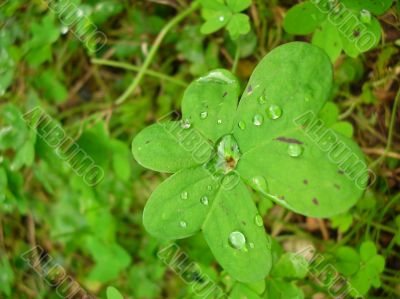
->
left=283, top=0, right=392, bottom=61
left=132, top=42, right=367, bottom=282
left=335, top=241, right=385, bottom=296
left=200, top=0, right=252, bottom=40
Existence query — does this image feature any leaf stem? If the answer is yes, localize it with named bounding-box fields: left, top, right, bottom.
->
left=91, top=58, right=188, bottom=87
left=231, top=42, right=240, bottom=74
left=115, top=1, right=201, bottom=105
left=370, top=87, right=400, bottom=168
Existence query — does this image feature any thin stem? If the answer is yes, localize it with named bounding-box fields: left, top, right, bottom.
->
left=91, top=58, right=188, bottom=87
left=231, top=43, right=240, bottom=74
left=370, top=87, right=400, bottom=168
left=115, top=1, right=200, bottom=105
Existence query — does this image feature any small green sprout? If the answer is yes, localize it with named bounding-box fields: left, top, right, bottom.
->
left=132, top=42, right=368, bottom=282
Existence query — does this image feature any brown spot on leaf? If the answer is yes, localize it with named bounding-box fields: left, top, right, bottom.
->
left=222, top=91, right=228, bottom=97
left=338, top=170, right=344, bottom=175
left=247, top=85, right=253, bottom=93
left=334, top=184, right=341, bottom=190
left=275, top=137, right=303, bottom=144
left=312, top=198, right=319, bottom=205
left=303, top=179, right=308, bottom=185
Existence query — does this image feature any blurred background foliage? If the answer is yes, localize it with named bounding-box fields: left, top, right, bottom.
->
left=0, top=0, right=399, bottom=298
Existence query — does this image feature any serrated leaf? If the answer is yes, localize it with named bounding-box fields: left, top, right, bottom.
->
left=283, top=2, right=325, bottom=35
left=202, top=180, right=272, bottom=283
left=132, top=121, right=213, bottom=173
left=182, top=69, right=240, bottom=143
left=143, top=166, right=219, bottom=240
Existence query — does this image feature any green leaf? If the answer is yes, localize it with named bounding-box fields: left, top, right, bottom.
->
left=264, top=279, right=304, bottom=299
left=312, top=20, right=343, bottom=62
left=335, top=246, right=360, bottom=276
left=226, top=13, right=251, bottom=40
left=226, top=0, right=252, bottom=13
left=0, top=256, right=14, bottom=296
left=341, top=0, right=393, bottom=15
left=143, top=166, right=219, bottom=239
left=233, top=42, right=332, bottom=152
left=330, top=213, right=353, bottom=233
left=202, top=180, right=272, bottom=283
left=111, top=139, right=131, bottom=181
left=230, top=283, right=260, bottom=299
left=233, top=43, right=365, bottom=217
left=182, top=69, right=240, bottom=143
left=331, top=121, right=354, bottom=138
left=283, top=2, right=325, bottom=35
left=271, top=253, right=309, bottom=279
left=200, top=13, right=232, bottom=35
left=360, top=241, right=377, bottom=261
left=339, top=16, right=381, bottom=57
left=132, top=121, right=213, bottom=173
left=106, top=286, right=124, bottom=299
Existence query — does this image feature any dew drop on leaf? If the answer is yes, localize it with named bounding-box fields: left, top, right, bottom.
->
left=287, top=144, right=303, bottom=157
left=228, top=231, right=246, bottom=250
left=60, top=26, right=69, bottom=35
left=180, top=119, right=191, bottom=129
left=217, top=119, right=223, bottom=124
left=200, top=111, right=208, bottom=119
left=180, top=191, right=188, bottom=200
left=266, top=104, right=282, bottom=120
left=249, top=242, right=255, bottom=249
left=253, top=114, right=264, bottom=126
left=258, top=95, right=267, bottom=105
left=238, top=121, right=246, bottom=130
left=207, top=185, right=212, bottom=191
left=179, top=221, right=187, bottom=228
left=360, top=9, right=371, bottom=24
left=219, top=16, right=225, bottom=22
left=200, top=196, right=209, bottom=205
left=254, top=214, right=264, bottom=227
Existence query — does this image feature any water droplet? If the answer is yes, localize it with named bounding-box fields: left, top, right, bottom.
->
left=200, top=111, right=208, bottom=119
left=360, top=9, right=371, bottom=24
left=266, top=104, right=282, bottom=120
left=249, top=242, right=255, bottom=249
left=253, top=114, right=263, bottom=126
left=228, top=231, right=246, bottom=250
left=238, top=121, right=246, bottom=130
left=252, top=176, right=268, bottom=193
left=217, top=119, right=222, bottom=124
left=76, top=9, right=84, bottom=17
left=60, top=26, right=69, bottom=35
left=181, top=119, right=191, bottom=129
left=258, top=95, right=266, bottom=105
left=254, top=214, right=264, bottom=227
left=288, top=144, right=303, bottom=157
left=207, top=185, right=212, bottom=191
left=181, top=191, right=188, bottom=200
left=200, top=196, right=209, bottom=205
left=179, top=221, right=187, bottom=228
left=219, top=16, right=225, bottom=22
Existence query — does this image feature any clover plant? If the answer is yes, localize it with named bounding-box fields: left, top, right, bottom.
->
left=199, top=0, right=252, bottom=40
left=283, top=0, right=393, bottom=61
left=131, top=42, right=367, bottom=283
